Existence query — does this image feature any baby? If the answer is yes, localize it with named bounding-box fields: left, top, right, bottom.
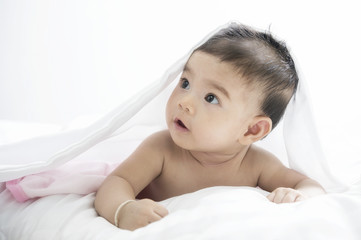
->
left=94, top=23, right=325, bottom=231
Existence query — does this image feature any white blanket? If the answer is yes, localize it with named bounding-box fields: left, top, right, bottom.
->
left=1, top=185, right=360, bottom=240
left=0, top=120, right=360, bottom=240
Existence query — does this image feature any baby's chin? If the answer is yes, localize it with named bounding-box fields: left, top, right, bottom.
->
left=168, top=131, right=194, bottom=150
left=168, top=131, right=185, bottom=147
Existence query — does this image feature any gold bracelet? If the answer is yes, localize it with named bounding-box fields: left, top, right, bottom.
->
left=114, top=200, right=136, bottom=228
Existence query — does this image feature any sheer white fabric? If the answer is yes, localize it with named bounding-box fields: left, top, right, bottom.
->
left=0, top=22, right=346, bottom=191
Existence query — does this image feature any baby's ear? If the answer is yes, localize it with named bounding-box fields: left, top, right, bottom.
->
left=240, top=116, right=272, bottom=145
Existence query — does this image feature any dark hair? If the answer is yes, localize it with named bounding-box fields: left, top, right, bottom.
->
left=195, top=23, right=299, bottom=129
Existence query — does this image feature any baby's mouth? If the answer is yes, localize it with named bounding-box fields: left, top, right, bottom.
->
left=175, top=118, right=188, bottom=130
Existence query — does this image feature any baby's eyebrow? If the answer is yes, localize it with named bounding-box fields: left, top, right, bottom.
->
left=183, top=64, right=192, bottom=73
left=209, top=81, right=230, bottom=99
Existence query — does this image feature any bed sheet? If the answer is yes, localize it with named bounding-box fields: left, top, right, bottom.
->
left=1, top=185, right=361, bottom=240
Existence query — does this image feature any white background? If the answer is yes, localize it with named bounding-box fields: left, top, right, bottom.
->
left=0, top=0, right=360, bottom=182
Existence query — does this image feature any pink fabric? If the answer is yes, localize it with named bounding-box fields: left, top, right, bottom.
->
left=6, top=178, right=28, bottom=202
left=5, top=162, right=117, bottom=202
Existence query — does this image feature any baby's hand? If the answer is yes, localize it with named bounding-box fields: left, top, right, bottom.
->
left=267, top=187, right=307, bottom=203
left=117, top=199, right=169, bottom=231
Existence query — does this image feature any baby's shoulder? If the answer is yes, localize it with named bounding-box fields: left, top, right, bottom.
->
left=245, top=144, right=281, bottom=166
left=140, top=130, right=176, bottom=153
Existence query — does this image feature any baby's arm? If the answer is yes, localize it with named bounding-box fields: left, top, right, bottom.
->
left=255, top=148, right=325, bottom=203
left=94, top=132, right=168, bottom=230
left=266, top=178, right=325, bottom=203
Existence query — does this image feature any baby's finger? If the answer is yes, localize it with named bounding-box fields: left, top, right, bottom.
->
left=281, top=192, right=297, bottom=203
left=267, top=191, right=276, bottom=202
left=295, top=194, right=306, bottom=202
left=147, top=211, right=163, bottom=224
left=153, top=204, right=169, bottom=218
left=272, top=191, right=285, bottom=204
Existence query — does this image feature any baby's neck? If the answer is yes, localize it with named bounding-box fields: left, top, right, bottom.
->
left=187, top=145, right=250, bottom=168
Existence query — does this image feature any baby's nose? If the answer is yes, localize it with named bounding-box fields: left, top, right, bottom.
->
left=178, top=96, right=195, bottom=115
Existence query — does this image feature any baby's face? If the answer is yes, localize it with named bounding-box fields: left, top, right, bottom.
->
left=166, top=51, right=262, bottom=153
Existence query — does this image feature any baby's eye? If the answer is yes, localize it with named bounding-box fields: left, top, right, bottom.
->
left=180, top=78, right=190, bottom=90
left=205, top=94, right=219, bottom=104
